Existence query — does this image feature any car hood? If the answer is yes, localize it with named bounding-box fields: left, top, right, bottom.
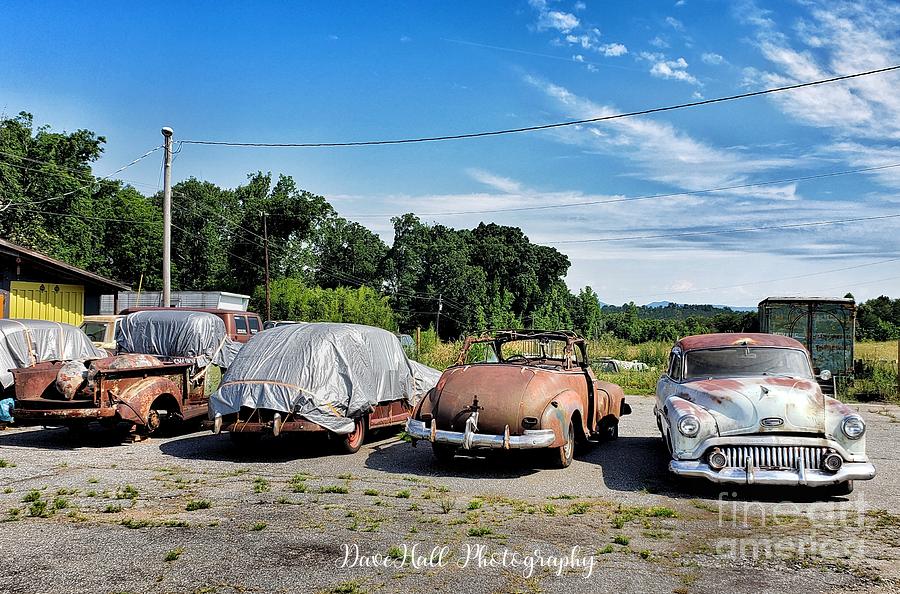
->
left=429, top=364, right=538, bottom=434
left=679, top=376, right=825, bottom=436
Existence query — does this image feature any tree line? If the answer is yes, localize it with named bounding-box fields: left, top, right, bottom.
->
left=1, top=113, right=895, bottom=343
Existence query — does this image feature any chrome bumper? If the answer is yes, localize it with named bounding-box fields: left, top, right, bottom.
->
left=406, top=418, right=556, bottom=450
left=670, top=460, right=876, bottom=486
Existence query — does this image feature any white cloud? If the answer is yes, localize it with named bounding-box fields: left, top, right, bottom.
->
left=701, top=52, right=725, bottom=65
left=466, top=169, right=524, bottom=194
left=650, top=35, right=670, bottom=49
left=574, top=1, right=587, bottom=11
left=665, top=16, right=685, bottom=31
left=649, top=57, right=701, bottom=85
left=572, top=54, right=585, bottom=63
left=537, top=10, right=580, bottom=33
left=599, top=43, right=628, bottom=57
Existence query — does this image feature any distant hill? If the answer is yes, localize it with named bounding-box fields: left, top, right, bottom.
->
left=602, top=302, right=756, bottom=320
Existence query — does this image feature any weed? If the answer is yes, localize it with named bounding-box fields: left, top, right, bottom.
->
left=394, top=490, right=411, bottom=499
left=252, top=477, right=270, bottom=493
left=440, top=498, right=454, bottom=514
left=185, top=500, right=211, bottom=511
left=324, top=581, right=367, bottom=594
left=28, top=500, right=50, bottom=517
left=542, top=503, right=557, bottom=516
left=467, top=498, right=483, bottom=510
left=289, top=475, right=308, bottom=493
left=0, top=459, right=17, bottom=468
left=115, top=485, right=139, bottom=500
left=2, top=487, right=11, bottom=494
left=250, top=522, right=267, bottom=531
left=87, top=477, right=99, bottom=484
left=548, top=494, right=576, bottom=500
left=363, top=489, right=379, bottom=496
left=338, top=473, right=354, bottom=480
left=120, top=518, right=152, bottom=529
left=86, top=490, right=97, bottom=498
left=22, top=489, right=41, bottom=503
left=103, top=504, right=123, bottom=513
left=164, top=547, right=184, bottom=562
left=598, top=544, right=614, bottom=554
left=320, top=485, right=349, bottom=494
left=164, top=519, right=189, bottom=527
left=644, top=506, right=677, bottom=518
left=613, top=535, right=630, bottom=545
left=567, top=502, right=590, bottom=515
left=467, top=526, right=494, bottom=537
left=52, top=497, right=69, bottom=509
left=387, top=546, right=405, bottom=560
left=639, top=549, right=652, bottom=560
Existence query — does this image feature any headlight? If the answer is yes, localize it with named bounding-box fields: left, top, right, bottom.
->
left=841, top=415, right=865, bottom=439
left=677, top=414, right=700, bottom=437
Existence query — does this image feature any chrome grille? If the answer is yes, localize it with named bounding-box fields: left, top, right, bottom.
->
left=718, top=446, right=826, bottom=470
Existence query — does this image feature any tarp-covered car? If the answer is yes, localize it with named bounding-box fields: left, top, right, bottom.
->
left=655, top=333, right=876, bottom=494
left=12, top=310, right=239, bottom=436
left=209, top=322, right=441, bottom=453
left=1, top=320, right=106, bottom=422
left=407, top=330, right=630, bottom=468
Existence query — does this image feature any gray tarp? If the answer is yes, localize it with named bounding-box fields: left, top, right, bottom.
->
left=115, top=310, right=240, bottom=368
left=209, top=322, right=441, bottom=434
left=0, top=319, right=106, bottom=389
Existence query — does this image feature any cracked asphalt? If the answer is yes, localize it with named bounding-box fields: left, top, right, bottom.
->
left=0, top=396, right=898, bottom=594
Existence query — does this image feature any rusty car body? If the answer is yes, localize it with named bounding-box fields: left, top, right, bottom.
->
left=655, top=333, right=875, bottom=494
left=12, top=310, right=239, bottom=436
left=209, top=323, right=441, bottom=453
left=406, top=330, right=630, bottom=467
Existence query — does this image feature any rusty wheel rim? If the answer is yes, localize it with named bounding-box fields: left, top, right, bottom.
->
left=562, top=424, right=574, bottom=461
left=347, top=419, right=364, bottom=449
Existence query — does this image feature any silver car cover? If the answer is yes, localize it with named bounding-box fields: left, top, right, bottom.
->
left=0, top=319, right=105, bottom=389
left=115, top=310, right=241, bottom=368
left=209, top=322, right=441, bottom=434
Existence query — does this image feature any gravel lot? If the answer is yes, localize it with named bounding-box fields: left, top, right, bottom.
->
left=0, top=396, right=898, bottom=594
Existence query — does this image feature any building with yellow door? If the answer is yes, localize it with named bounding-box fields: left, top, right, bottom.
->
left=0, top=239, right=129, bottom=324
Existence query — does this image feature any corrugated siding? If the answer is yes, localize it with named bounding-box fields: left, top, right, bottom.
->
left=9, top=281, right=85, bottom=325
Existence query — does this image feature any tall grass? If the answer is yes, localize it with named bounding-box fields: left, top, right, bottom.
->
left=848, top=340, right=898, bottom=403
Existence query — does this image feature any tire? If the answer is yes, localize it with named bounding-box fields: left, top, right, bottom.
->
left=553, top=422, right=575, bottom=468
left=432, top=443, right=457, bottom=464
left=826, top=481, right=854, bottom=496
left=337, top=416, right=367, bottom=454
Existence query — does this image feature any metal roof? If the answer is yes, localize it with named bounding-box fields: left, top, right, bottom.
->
left=0, top=238, right=130, bottom=291
left=677, top=333, right=806, bottom=351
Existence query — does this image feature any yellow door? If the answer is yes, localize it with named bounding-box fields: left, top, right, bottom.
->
left=9, top=281, right=85, bottom=325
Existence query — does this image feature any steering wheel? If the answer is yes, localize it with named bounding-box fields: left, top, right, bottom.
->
left=505, top=354, right=528, bottom=363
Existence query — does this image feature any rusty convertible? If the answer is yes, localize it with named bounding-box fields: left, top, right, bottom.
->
left=655, top=333, right=875, bottom=494
left=11, top=310, right=240, bottom=437
left=406, top=330, right=630, bottom=467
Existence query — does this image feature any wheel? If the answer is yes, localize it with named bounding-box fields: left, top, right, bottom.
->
left=826, top=481, right=854, bottom=496
left=598, top=419, right=619, bottom=441
left=432, top=443, right=457, bottom=464
left=337, top=416, right=367, bottom=454
left=142, top=408, right=161, bottom=436
left=553, top=422, right=575, bottom=468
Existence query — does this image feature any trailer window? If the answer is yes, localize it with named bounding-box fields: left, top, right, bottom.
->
left=234, top=316, right=248, bottom=335
left=248, top=317, right=261, bottom=334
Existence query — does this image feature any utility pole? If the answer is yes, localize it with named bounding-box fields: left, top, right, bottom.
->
left=161, top=127, right=173, bottom=307
left=263, top=211, right=271, bottom=321
left=436, top=293, right=443, bottom=337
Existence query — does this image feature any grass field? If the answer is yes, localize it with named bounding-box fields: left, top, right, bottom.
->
left=857, top=340, right=899, bottom=362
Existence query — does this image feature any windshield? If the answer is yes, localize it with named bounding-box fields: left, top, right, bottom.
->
left=80, top=321, right=109, bottom=343
left=684, top=347, right=813, bottom=380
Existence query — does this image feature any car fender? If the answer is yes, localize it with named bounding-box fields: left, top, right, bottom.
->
left=540, top=390, right=584, bottom=448
left=663, top=395, right=718, bottom=459
left=114, top=377, right=183, bottom=426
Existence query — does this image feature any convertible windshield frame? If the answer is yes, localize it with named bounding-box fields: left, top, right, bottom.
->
left=681, top=346, right=814, bottom=381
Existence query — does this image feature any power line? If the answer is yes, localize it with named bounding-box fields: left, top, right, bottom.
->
left=543, top=212, right=900, bottom=245
left=344, top=162, right=900, bottom=218
left=178, top=65, right=900, bottom=148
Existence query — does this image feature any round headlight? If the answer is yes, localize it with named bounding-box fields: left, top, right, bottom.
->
left=842, top=415, right=865, bottom=439
left=677, top=414, right=700, bottom=438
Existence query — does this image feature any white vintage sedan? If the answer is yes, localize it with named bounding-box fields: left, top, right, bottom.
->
left=655, top=333, right=875, bottom=494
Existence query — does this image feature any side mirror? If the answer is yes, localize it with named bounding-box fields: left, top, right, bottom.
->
left=819, top=370, right=833, bottom=381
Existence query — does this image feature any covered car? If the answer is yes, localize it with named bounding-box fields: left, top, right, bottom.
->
left=407, top=330, right=630, bottom=468
left=12, top=310, right=239, bottom=436
left=1, top=319, right=105, bottom=392
left=209, top=323, right=441, bottom=453
left=655, top=333, right=875, bottom=494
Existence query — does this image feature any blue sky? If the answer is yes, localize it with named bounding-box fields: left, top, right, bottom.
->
left=2, top=0, right=898, bottom=306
